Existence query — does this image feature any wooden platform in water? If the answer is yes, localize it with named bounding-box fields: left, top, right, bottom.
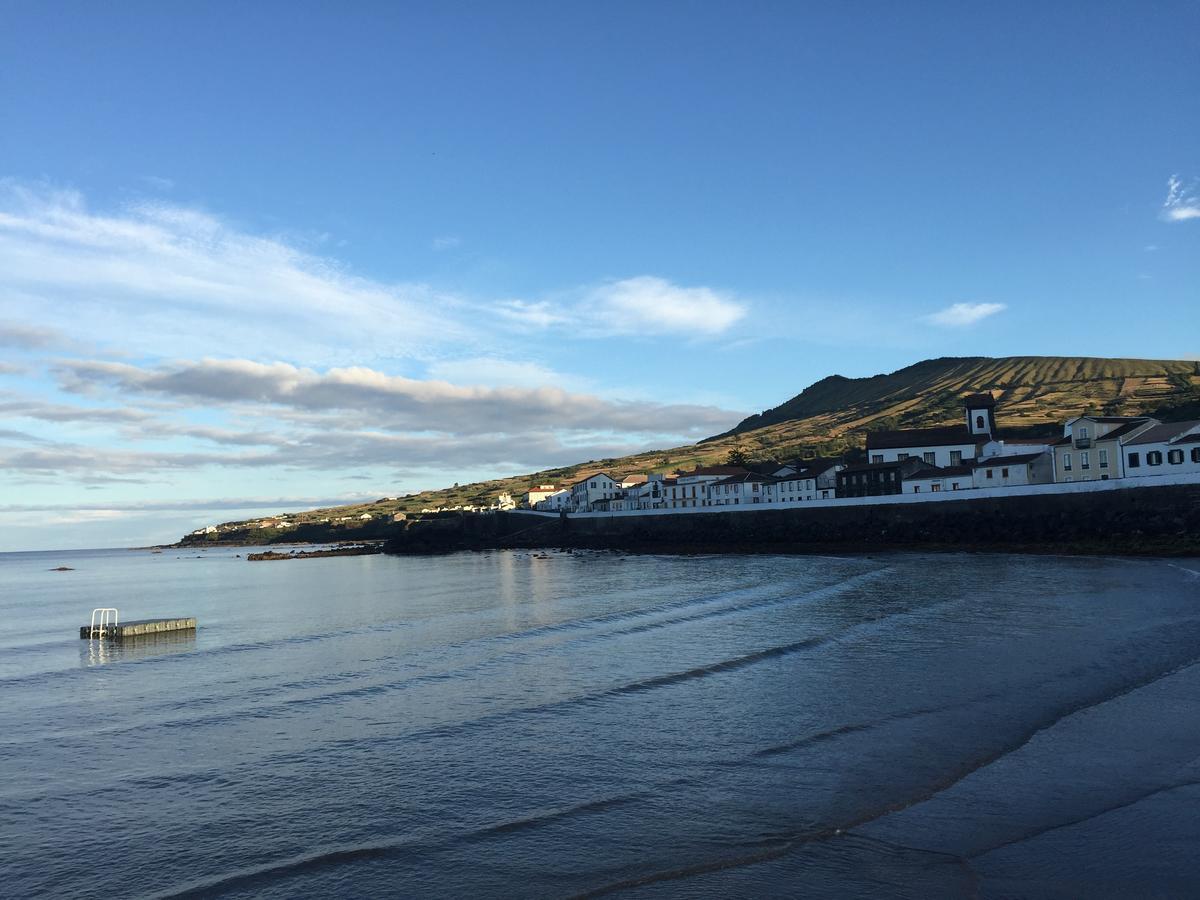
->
left=79, top=617, right=197, bottom=640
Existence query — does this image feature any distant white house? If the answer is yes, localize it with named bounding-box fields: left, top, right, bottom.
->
left=569, top=472, right=619, bottom=511
left=972, top=451, right=1054, bottom=487
left=904, top=464, right=976, bottom=494
left=706, top=472, right=774, bottom=506
left=525, top=484, right=561, bottom=507
left=765, top=459, right=843, bottom=502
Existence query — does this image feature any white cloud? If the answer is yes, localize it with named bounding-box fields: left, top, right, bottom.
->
left=431, top=235, right=461, bottom=251
left=1161, top=175, right=1200, bottom=222
left=925, top=302, right=1007, bottom=328
left=0, top=181, right=747, bottom=372
left=0, top=180, right=470, bottom=363
left=587, top=276, right=746, bottom=335
left=495, top=276, right=748, bottom=338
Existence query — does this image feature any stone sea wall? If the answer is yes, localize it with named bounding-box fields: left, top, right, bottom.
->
left=384, top=482, right=1200, bottom=556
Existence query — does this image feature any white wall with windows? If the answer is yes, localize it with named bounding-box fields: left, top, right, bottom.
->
left=1125, top=442, right=1200, bottom=479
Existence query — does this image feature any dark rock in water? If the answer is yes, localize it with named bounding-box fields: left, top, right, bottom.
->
left=50, top=566, right=74, bottom=571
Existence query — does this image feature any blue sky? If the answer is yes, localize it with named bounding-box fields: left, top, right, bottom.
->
left=1, top=2, right=1198, bottom=550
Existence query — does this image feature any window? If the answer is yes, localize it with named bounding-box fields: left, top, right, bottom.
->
left=986, top=469, right=994, bottom=479
left=951, top=482, right=960, bottom=490
left=1193, top=448, right=1200, bottom=464
left=975, top=415, right=985, bottom=430
left=871, top=454, right=883, bottom=464
left=1081, top=452, right=1089, bottom=470
left=1169, top=449, right=1184, bottom=465
left=931, top=483, right=941, bottom=492
left=913, top=485, right=921, bottom=492
left=590, top=481, right=596, bottom=488
left=950, top=450, right=962, bottom=465
left=1148, top=451, right=1163, bottom=466
left=1079, top=427, right=1089, bottom=440
left=1001, top=468, right=1009, bottom=478
left=923, top=452, right=935, bottom=465
left=1128, top=452, right=1140, bottom=468
left=1062, top=452, right=1072, bottom=471
left=1099, top=449, right=1109, bottom=468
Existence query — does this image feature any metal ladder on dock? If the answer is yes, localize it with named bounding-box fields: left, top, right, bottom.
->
left=88, top=608, right=119, bottom=639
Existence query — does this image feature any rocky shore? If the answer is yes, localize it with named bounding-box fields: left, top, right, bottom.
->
left=247, top=544, right=382, bottom=561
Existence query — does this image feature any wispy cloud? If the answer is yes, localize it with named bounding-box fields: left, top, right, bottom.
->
left=925, top=302, right=1007, bottom=328
left=431, top=235, right=461, bottom=251
left=425, top=357, right=587, bottom=390
left=0, top=180, right=470, bottom=363
left=1162, top=174, right=1200, bottom=222
left=0, top=321, right=64, bottom=349
left=0, top=399, right=152, bottom=424
left=139, top=175, right=175, bottom=192
left=1, top=181, right=749, bottom=369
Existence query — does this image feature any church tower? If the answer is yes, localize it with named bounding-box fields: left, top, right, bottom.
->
left=963, top=393, right=997, bottom=438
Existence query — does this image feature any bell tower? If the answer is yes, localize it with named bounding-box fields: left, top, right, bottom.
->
left=963, top=393, right=997, bottom=437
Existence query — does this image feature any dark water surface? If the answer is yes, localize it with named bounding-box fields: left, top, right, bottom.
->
left=2, top=547, right=1199, bottom=898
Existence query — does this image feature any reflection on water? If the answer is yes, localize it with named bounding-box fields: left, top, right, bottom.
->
left=2, top=546, right=1200, bottom=899
left=81, top=629, right=198, bottom=666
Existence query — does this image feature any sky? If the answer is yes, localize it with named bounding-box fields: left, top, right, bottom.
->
left=1, top=1, right=1198, bottom=550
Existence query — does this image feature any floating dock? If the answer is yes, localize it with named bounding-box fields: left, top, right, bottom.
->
left=80, top=615, right=197, bottom=640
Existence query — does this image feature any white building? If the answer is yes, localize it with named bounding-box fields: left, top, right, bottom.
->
left=903, top=464, right=976, bottom=495
left=971, top=451, right=1054, bottom=487
left=534, top=489, right=571, bottom=511
left=706, top=472, right=775, bottom=505
left=525, top=484, right=561, bottom=507
left=866, top=394, right=997, bottom=468
left=1122, top=421, right=1200, bottom=479
left=672, top=466, right=747, bottom=508
left=569, top=472, right=619, bottom=511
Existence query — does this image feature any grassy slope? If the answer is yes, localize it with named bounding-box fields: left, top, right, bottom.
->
left=193, top=355, right=1200, bottom=537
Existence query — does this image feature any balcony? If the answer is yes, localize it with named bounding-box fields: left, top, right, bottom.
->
left=1073, top=436, right=1092, bottom=449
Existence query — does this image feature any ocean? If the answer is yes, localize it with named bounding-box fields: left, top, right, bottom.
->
left=2, top=546, right=1199, bottom=898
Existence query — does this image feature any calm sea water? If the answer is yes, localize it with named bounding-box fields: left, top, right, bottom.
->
left=2, top=546, right=1199, bottom=899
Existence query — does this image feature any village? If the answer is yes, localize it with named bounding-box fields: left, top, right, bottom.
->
left=525, top=394, right=1200, bottom=513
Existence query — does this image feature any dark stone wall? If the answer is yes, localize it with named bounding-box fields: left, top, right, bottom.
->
left=383, top=484, right=1200, bottom=556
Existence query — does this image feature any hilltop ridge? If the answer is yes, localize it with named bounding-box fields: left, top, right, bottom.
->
left=178, top=354, right=1200, bottom=545
left=713, top=355, right=1199, bottom=440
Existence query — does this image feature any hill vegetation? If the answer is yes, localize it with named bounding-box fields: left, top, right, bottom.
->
left=180, top=355, right=1200, bottom=544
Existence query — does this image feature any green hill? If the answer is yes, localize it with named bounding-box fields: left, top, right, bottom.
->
left=181, top=355, right=1200, bottom=544
left=715, top=355, right=1200, bottom=441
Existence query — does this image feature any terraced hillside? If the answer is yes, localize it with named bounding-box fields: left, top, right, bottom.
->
left=181, top=355, right=1200, bottom=542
